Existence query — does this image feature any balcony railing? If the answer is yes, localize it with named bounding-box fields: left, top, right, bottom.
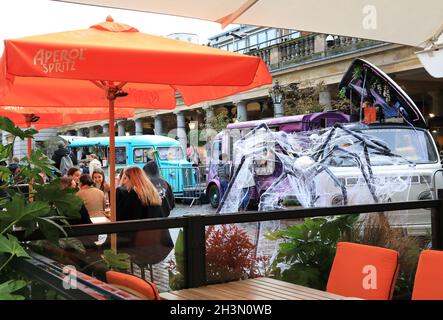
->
left=245, top=33, right=385, bottom=71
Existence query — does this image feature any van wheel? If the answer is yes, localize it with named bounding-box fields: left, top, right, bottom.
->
left=208, top=184, right=220, bottom=208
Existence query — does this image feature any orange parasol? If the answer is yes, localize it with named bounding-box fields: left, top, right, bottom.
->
left=0, top=16, right=272, bottom=235
left=0, top=106, right=134, bottom=156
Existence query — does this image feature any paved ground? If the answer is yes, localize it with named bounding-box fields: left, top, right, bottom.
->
left=131, top=203, right=302, bottom=293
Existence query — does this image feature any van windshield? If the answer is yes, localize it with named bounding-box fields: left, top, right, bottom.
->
left=364, top=128, right=438, bottom=164
left=157, top=147, right=184, bottom=160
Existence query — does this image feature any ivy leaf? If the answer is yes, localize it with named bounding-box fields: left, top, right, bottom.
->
left=174, top=229, right=184, bottom=275
left=59, top=238, right=86, bottom=254
left=0, top=167, right=11, bottom=182
left=101, top=249, right=130, bottom=271
left=0, top=195, right=51, bottom=232
left=37, top=217, right=66, bottom=244
left=0, top=280, right=27, bottom=300
left=34, top=180, right=82, bottom=218
left=0, top=234, right=30, bottom=258
left=17, top=150, right=57, bottom=183
left=0, top=116, right=37, bottom=140
left=0, top=144, right=13, bottom=162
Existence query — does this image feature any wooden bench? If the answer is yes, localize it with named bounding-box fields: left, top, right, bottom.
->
left=160, top=277, right=350, bottom=300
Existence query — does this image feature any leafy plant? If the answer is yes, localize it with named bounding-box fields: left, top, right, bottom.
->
left=0, top=280, right=27, bottom=300
left=265, top=214, right=358, bottom=290
left=168, top=225, right=270, bottom=289
left=282, top=81, right=350, bottom=116
left=167, top=229, right=185, bottom=290
left=206, top=110, right=235, bottom=133
left=0, top=115, right=83, bottom=300
left=101, top=249, right=130, bottom=272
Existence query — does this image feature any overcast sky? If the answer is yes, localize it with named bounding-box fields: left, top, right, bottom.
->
left=0, top=0, right=236, bottom=51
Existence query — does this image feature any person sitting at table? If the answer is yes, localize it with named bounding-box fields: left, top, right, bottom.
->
left=116, top=166, right=173, bottom=271
left=60, top=176, right=92, bottom=225
left=76, top=174, right=108, bottom=222
left=67, top=167, right=82, bottom=188
left=92, top=169, right=110, bottom=204
left=116, top=166, right=163, bottom=221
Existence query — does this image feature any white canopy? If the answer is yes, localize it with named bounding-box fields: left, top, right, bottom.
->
left=55, top=0, right=443, bottom=47
left=55, top=0, right=443, bottom=75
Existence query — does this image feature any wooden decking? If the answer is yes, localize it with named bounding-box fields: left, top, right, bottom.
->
left=160, top=277, right=349, bottom=300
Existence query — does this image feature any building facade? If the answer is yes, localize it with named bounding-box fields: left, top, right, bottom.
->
left=15, top=25, right=443, bottom=159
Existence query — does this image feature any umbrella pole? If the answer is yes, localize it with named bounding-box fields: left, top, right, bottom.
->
left=27, top=137, right=32, bottom=157
left=109, top=97, right=117, bottom=251
left=26, top=117, right=33, bottom=202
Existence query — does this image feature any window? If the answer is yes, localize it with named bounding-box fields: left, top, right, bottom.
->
left=248, top=34, right=258, bottom=49
left=290, top=32, right=301, bottom=39
left=326, top=128, right=437, bottom=166
left=227, top=43, right=234, bottom=51
left=133, top=147, right=154, bottom=163
left=115, top=146, right=127, bottom=165
left=157, top=147, right=184, bottom=160
left=237, top=39, right=246, bottom=53
left=267, top=29, right=277, bottom=45
left=211, top=141, right=222, bottom=161
left=258, top=32, right=267, bottom=48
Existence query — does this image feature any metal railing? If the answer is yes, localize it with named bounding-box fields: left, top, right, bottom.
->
left=159, top=166, right=205, bottom=206
left=246, top=33, right=385, bottom=71
left=14, top=193, right=443, bottom=290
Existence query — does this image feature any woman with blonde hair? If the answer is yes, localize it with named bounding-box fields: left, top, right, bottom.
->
left=116, top=166, right=163, bottom=221
left=116, top=167, right=174, bottom=269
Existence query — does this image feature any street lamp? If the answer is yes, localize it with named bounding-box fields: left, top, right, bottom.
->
left=269, top=80, right=284, bottom=117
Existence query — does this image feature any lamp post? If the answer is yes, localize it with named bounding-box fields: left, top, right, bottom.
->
left=269, top=80, right=284, bottom=118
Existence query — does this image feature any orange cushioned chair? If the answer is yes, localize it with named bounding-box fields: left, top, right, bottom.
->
left=326, top=242, right=399, bottom=300
left=106, top=271, right=160, bottom=300
left=412, top=250, right=443, bottom=300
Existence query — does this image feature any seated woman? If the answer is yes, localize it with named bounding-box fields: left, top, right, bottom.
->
left=60, top=176, right=92, bottom=225
left=116, top=166, right=163, bottom=220
left=76, top=174, right=109, bottom=223
left=67, top=167, right=81, bottom=188
left=92, top=169, right=110, bottom=205
left=116, top=166, right=173, bottom=267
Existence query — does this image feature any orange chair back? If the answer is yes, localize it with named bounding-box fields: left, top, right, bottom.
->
left=326, top=242, right=399, bottom=300
left=106, top=271, right=160, bottom=300
left=412, top=250, right=443, bottom=300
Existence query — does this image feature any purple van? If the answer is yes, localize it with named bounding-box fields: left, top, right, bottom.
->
left=206, top=111, right=350, bottom=208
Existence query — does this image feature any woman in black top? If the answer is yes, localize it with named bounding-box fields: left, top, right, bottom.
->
left=116, top=166, right=163, bottom=220
left=116, top=166, right=173, bottom=265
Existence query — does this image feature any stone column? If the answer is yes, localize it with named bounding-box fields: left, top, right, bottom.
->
left=319, top=86, right=332, bottom=111
left=236, top=101, right=248, bottom=122
left=154, top=116, right=163, bottom=136
left=175, top=111, right=187, bottom=154
left=273, top=101, right=284, bottom=118
left=102, top=124, right=109, bottom=135
left=135, top=118, right=144, bottom=136
left=117, top=121, right=126, bottom=136
left=89, top=127, right=97, bottom=137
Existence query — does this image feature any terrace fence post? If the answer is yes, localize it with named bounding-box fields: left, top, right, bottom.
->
left=184, top=215, right=207, bottom=288
left=431, top=189, right=443, bottom=250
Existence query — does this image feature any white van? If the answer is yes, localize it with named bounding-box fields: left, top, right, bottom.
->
left=325, top=59, right=442, bottom=235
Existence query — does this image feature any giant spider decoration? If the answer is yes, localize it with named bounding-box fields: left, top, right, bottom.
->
left=217, top=122, right=415, bottom=214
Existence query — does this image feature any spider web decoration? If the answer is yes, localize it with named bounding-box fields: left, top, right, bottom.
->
left=217, top=122, right=429, bottom=214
